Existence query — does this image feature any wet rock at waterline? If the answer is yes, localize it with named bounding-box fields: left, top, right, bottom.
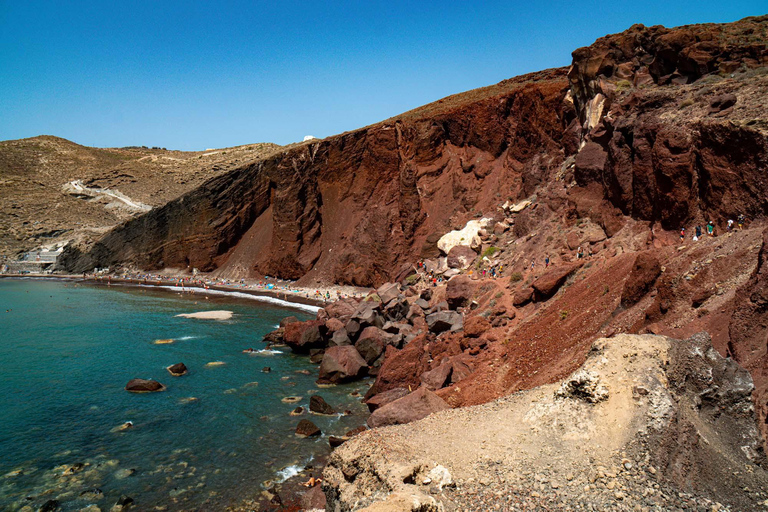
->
left=309, top=395, right=335, bottom=415
left=125, top=379, right=165, bottom=393
left=295, top=419, right=321, bottom=437
left=167, top=362, right=188, bottom=376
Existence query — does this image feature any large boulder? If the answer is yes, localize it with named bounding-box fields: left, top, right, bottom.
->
left=463, top=316, right=491, bottom=338
left=426, top=311, right=463, bottom=334
left=350, top=301, right=384, bottom=328
left=324, top=298, right=359, bottom=322
left=364, top=387, right=410, bottom=412
left=354, top=326, right=392, bottom=365
left=383, top=298, right=409, bottom=322
left=367, top=387, right=451, bottom=428
left=368, top=335, right=433, bottom=397
left=621, top=251, right=662, bottom=307
left=283, top=320, right=327, bottom=353
left=329, top=328, right=352, bottom=347
left=376, top=283, right=401, bottom=304
left=318, top=345, right=368, bottom=384
left=309, top=395, right=336, bottom=415
left=513, top=287, right=534, bottom=307
left=446, top=275, right=474, bottom=310
left=532, top=264, right=580, bottom=301
left=420, top=361, right=453, bottom=390
left=446, top=245, right=477, bottom=269
left=125, top=379, right=165, bottom=392
left=325, top=317, right=345, bottom=334
left=280, top=316, right=300, bottom=327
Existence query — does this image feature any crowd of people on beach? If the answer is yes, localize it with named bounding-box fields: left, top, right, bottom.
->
left=85, top=271, right=362, bottom=303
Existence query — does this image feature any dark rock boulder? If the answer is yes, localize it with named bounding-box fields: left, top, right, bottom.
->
left=383, top=298, right=409, bottom=322
left=376, top=282, right=401, bottom=304
left=263, top=328, right=284, bottom=344
left=328, top=328, right=352, bottom=347
left=345, top=319, right=362, bottom=340
left=447, top=245, right=477, bottom=269
left=317, top=345, right=368, bottom=384
left=513, top=286, right=534, bottom=307
left=295, top=419, right=321, bottom=437
left=324, top=298, right=358, bottom=322
left=354, top=326, right=392, bottom=365
left=446, top=275, right=474, bottom=310
left=309, top=395, right=335, bottom=415
left=350, top=301, right=384, bottom=328
left=364, top=387, right=410, bottom=412
left=426, top=310, right=463, bottom=334
left=420, top=361, right=453, bottom=390
left=325, top=317, right=345, bottom=334
left=283, top=320, right=327, bottom=353
left=166, top=363, right=188, bottom=376
left=463, top=316, right=491, bottom=338
left=309, top=348, right=325, bottom=364
left=532, top=263, right=580, bottom=301
left=367, top=387, right=451, bottom=428
left=125, top=379, right=165, bottom=393
left=367, top=334, right=433, bottom=397
left=621, top=251, right=661, bottom=307
left=280, top=316, right=300, bottom=327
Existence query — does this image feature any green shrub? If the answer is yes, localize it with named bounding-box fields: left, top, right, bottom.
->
left=482, top=246, right=499, bottom=258
left=509, top=272, right=523, bottom=283
left=615, top=79, right=632, bottom=92
left=559, top=310, right=569, bottom=321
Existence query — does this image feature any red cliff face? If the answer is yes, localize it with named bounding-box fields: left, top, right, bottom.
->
left=60, top=14, right=768, bottom=440
left=60, top=69, right=569, bottom=286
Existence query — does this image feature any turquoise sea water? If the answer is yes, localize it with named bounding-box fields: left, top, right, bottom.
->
left=0, top=279, right=370, bottom=511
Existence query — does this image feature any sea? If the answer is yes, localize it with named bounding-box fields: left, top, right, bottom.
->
left=0, top=278, right=371, bottom=511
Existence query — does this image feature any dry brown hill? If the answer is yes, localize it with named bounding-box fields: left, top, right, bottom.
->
left=0, top=135, right=281, bottom=258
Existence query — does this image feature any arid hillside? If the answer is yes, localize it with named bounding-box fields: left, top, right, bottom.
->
left=0, top=136, right=281, bottom=258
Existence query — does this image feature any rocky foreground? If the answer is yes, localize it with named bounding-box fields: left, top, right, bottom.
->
left=323, top=333, right=768, bottom=511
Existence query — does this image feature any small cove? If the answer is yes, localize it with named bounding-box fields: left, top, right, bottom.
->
left=0, top=279, right=370, bottom=511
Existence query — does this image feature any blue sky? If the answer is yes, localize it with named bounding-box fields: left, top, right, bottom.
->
left=0, top=1, right=764, bottom=150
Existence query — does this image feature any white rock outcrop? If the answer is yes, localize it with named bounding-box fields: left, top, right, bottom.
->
left=437, top=219, right=493, bottom=255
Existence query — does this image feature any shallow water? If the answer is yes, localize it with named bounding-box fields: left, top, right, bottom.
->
left=0, top=279, right=370, bottom=511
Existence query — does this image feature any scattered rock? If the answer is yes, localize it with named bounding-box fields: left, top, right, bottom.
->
left=318, top=345, right=368, bottom=384
left=309, top=395, right=336, bottom=415
left=166, top=363, right=187, bottom=376
left=125, top=379, right=165, bottom=393
left=295, top=419, right=321, bottom=437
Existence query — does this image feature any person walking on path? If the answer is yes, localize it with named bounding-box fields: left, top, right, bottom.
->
left=545, top=255, right=550, bottom=268
left=738, top=214, right=746, bottom=230
left=680, top=228, right=685, bottom=242
left=707, top=221, right=715, bottom=237
left=695, top=225, right=702, bottom=239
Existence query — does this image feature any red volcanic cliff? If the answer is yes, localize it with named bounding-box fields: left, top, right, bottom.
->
left=61, top=16, right=768, bottom=439
left=60, top=69, right=569, bottom=285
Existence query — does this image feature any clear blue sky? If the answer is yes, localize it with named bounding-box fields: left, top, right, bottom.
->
left=0, top=1, right=764, bottom=150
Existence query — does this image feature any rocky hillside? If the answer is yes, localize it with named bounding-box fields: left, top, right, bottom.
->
left=324, top=333, right=768, bottom=511
left=0, top=136, right=280, bottom=258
